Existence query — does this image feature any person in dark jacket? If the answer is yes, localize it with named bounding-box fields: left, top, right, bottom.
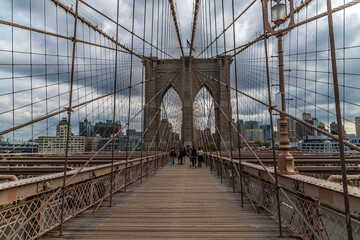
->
left=190, top=146, right=197, bottom=168
left=170, top=148, right=176, bottom=166
left=177, top=148, right=183, bottom=165
left=182, top=147, right=187, bottom=164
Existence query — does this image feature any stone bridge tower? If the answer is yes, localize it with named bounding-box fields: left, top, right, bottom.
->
left=143, top=56, right=232, bottom=151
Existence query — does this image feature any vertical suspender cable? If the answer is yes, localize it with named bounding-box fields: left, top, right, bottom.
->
left=110, top=0, right=120, bottom=207
left=59, top=0, right=79, bottom=236
left=326, top=0, right=353, bottom=239
left=231, top=0, right=243, bottom=207
left=261, top=2, right=283, bottom=237
left=125, top=0, right=136, bottom=193
left=140, top=0, right=147, bottom=184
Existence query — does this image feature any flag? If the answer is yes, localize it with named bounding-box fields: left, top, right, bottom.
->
left=187, top=39, right=195, bottom=52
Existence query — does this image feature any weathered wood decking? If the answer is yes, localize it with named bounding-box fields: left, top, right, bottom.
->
left=43, top=162, right=297, bottom=239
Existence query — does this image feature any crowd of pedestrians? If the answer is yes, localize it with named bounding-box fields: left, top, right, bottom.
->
left=169, top=145, right=204, bottom=168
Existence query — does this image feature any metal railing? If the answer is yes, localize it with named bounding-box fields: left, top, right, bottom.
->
left=0, top=154, right=168, bottom=240
left=204, top=154, right=360, bottom=240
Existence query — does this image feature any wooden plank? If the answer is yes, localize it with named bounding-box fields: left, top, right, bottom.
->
left=42, top=164, right=298, bottom=239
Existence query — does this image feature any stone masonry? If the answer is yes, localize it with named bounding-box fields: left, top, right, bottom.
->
left=143, top=56, right=232, bottom=151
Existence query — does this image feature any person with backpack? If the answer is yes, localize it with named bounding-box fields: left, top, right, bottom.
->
left=190, top=146, right=197, bottom=168
left=170, top=148, right=176, bottom=166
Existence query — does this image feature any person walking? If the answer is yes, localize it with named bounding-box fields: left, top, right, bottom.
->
left=170, top=148, right=176, bottom=166
left=190, top=146, right=197, bottom=168
left=182, top=147, right=187, bottom=164
left=197, top=147, right=204, bottom=168
left=177, top=148, right=183, bottom=165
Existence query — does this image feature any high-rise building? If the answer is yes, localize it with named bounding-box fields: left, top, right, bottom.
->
left=94, top=120, right=122, bottom=138
left=126, top=129, right=142, bottom=136
left=38, top=118, right=85, bottom=153
left=79, top=118, right=94, bottom=137
left=293, top=113, right=327, bottom=140
left=296, top=121, right=315, bottom=140
left=356, top=117, right=360, bottom=136
left=317, top=121, right=327, bottom=131
left=245, top=129, right=264, bottom=142
left=330, top=121, right=337, bottom=134
left=232, top=120, right=244, bottom=148
left=56, top=117, right=71, bottom=137
left=330, top=121, right=346, bottom=136
left=260, top=124, right=271, bottom=142
left=85, top=136, right=102, bottom=152
left=302, top=112, right=312, bottom=121
left=244, top=120, right=258, bottom=130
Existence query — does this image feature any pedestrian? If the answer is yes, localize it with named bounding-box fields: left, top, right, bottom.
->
left=197, top=147, right=204, bottom=168
left=170, top=148, right=176, bottom=166
left=178, top=148, right=183, bottom=165
left=190, top=146, right=197, bottom=168
left=182, top=147, right=187, bottom=164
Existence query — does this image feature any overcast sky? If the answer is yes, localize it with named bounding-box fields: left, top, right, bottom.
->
left=0, top=0, right=359, bottom=142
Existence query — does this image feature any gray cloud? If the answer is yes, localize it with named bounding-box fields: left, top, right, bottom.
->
left=1, top=0, right=360, bottom=142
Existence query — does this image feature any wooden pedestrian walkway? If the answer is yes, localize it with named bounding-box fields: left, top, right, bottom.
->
left=43, top=162, right=297, bottom=239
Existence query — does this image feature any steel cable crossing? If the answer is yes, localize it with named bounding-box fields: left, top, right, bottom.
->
left=1, top=1, right=360, bottom=240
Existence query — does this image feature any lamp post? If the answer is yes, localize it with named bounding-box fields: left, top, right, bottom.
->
left=277, top=34, right=295, bottom=173
left=263, top=0, right=295, bottom=173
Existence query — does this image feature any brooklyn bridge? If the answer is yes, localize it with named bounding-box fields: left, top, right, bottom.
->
left=0, top=0, right=360, bottom=239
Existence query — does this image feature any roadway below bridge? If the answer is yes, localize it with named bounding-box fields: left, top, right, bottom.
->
left=42, top=160, right=297, bottom=239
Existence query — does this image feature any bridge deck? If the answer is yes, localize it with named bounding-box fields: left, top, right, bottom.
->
left=43, top=162, right=296, bottom=239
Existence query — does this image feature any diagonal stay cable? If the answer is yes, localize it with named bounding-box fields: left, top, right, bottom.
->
left=227, top=0, right=360, bottom=59
left=189, top=0, right=201, bottom=58
left=0, top=68, right=178, bottom=136
left=191, top=69, right=259, bottom=213
left=49, top=0, right=148, bottom=60
left=195, top=68, right=360, bottom=153
left=6, top=67, right=183, bottom=240
left=195, top=0, right=256, bottom=58
left=169, top=0, right=185, bottom=58
left=193, top=68, right=322, bottom=239
left=126, top=66, right=184, bottom=161
left=78, top=0, right=176, bottom=60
